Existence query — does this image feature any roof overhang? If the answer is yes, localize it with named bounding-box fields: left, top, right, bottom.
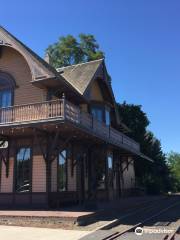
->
left=31, top=76, right=87, bottom=103
left=0, top=26, right=57, bottom=81
left=137, top=153, right=154, bottom=163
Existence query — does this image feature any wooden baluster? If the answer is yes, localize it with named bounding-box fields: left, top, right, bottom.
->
left=62, top=93, right=66, bottom=120
left=51, top=102, right=53, bottom=117
left=53, top=102, right=55, bottom=117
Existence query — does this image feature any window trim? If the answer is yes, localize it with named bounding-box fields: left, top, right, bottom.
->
left=14, top=145, right=32, bottom=194
left=0, top=72, right=16, bottom=89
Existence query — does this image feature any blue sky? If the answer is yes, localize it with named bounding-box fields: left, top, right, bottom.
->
left=1, top=0, right=180, bottom=153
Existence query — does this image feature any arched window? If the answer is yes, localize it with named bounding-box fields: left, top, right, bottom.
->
left=0, top=73, right=15, bottom=108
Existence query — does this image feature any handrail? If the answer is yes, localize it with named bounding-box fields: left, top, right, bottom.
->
left=0, top=99, right=140, bottom=152
left=65, top=100, right=140, bottom=152
left=0, top=99, right=63, bottom=110
left=0, top=99, right=63, bottom=124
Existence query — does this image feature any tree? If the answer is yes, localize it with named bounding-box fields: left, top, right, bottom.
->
left=117, top=102, right=149, bottom=143
left=46, top=34, right=104, bottom=68
left=167, top=152, right=180, bottom=192
left=79, top=34, right=104, bottom=62
left=118, top=102, right=171, bottom=194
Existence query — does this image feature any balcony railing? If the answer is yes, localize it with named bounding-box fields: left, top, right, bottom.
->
left=0, top=99, right=140, bottom=152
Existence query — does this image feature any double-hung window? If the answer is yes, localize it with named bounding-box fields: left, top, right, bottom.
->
left=91, top=106, right=104, bottom=122
left=91, top=104, right=111, bottom=125
left=58, top=149, right=68, bottom=191
left=107, top=153, right=113, bottom=188
left=0, top=89, right=12, bottom=108
left=15, top=147, right=31, bottom=193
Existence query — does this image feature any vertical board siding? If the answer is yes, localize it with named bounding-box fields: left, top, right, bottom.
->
left=1, top=157, right=14, bottom=193
left=32, top=146, right=46, bottom=192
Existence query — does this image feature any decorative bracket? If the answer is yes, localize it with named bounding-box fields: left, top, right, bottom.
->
left=0, top=147, right=9, bottom=177
left=121, top=157, right=134, bottom=173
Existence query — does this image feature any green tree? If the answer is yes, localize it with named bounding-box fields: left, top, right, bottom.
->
left=46, top=34, right=104, bottom=68
left=79, top=34, right=104, bottom=62
left=167, top=152, right=180, bottom=192
left=117, top=102, right=149, bottom=143
left=118, top=102, right=171, bottom=194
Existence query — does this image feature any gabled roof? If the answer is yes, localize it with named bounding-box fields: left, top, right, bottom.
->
left=0, top=26, right=85, bottom=101
left=57, top=59, right=131, bottom=131
left=57, top=59, right=104, bottom=95
left=0, top=27, right=129, bottom=130
left=0, top=26, right=57, bottom=81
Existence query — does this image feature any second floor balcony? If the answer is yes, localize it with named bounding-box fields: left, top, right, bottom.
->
left=0, top=99, right=140, bottom=153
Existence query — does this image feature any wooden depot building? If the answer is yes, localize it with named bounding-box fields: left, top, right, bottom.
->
left=0, top=26, right=152, bottom=208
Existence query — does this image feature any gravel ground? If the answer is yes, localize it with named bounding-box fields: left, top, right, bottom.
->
left=79, top=196, right=180, bottom=240
left=0, top=196, right=175, bottom=232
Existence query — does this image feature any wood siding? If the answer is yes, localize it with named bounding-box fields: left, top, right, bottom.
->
left=122, top=157, right=135, bottom=190
left=32, top=145, right=46, bottom=192
left=0, top=46, right=46, bottom=105
left=67, top=155, right=76, bottom=191
left=89, top=80, right=104, bottom=101
left=51, top=158, right=57, bottom=192
left=1, top=158, right=14, bottom=193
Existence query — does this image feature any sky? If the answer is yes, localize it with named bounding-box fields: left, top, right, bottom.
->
left=1, top=0, right=180, bottom=153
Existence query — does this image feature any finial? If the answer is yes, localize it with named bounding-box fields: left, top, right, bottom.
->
left=44, top=52, right=50, bottom=64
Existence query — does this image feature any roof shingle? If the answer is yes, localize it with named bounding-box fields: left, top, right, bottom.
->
left=57, top=59, right=104, bottom=95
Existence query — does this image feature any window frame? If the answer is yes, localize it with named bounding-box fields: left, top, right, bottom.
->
left=90, top=102, right=111, bottom=126
left=14, top=146, right=32, bottom=194
left=0, top=72, right=15, bottom=108
left=57, top=148, right=69, bottom=192
left=105, top=106, right=111, bottom=125
left=0, top=88, right=13, bottom=108
left=96, top=155, right=107, bottom=190
left=91, top=105, right=104, bottom=122
left=107, top=151, right=114, bottom=188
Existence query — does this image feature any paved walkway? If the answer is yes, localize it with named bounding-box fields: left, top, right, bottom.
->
left=0, top=226, right=91, bottom=240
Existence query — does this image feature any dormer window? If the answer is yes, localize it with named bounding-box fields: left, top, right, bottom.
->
left=105, top=107, right=110, bottom=125
left=91, top=103, right=111, bottom=125
left=0, top=73, right=14, bottom=108
left=91, top=105, right=104, bottom=122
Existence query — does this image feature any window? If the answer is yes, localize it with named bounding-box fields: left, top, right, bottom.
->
left=0, top=89, right=12, bottom=107
left=91, top=106, right=103, bottom=122
left=96, top=157, right=106, bottom=190
left=91, top=104, right=111, bottom=125
left=15, top=148, right=31, bottom=193
left=108, top=155, right=113, bottom=170
left=105, top=108, right=110, bottom=125
left=0, top=73, right=14, bottom=108
left=58, top=150, right=67, bottom=191
left=107, top=153, right=113, bottom=188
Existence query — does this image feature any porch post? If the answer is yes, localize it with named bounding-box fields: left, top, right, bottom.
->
left=34, top=128, right=61, bottom=208
left=119, top=155, right=125, bottom=197
left=46, top=136, right=51, bottom=207
left=114, top=150, right=121, bottom=199
left=76, top=144, right=86, bottom=205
